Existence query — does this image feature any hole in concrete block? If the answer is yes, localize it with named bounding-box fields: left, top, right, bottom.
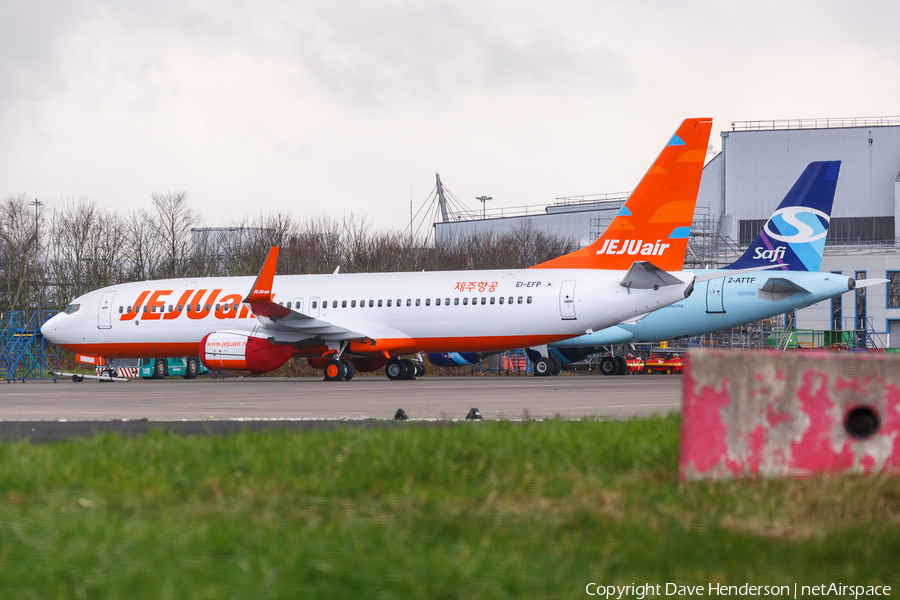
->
left=844, top=406, right=880, bottom=439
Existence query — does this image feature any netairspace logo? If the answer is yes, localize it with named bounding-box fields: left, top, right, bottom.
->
left=584, top=583, right=892, bottom=599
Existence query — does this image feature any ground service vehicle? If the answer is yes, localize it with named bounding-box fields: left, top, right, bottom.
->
left=138, top=357, right=207, bottom=379
left=643, top=353, right=683, bottom=374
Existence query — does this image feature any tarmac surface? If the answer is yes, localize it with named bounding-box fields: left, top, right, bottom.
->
left=0, top=373, right=683, bottom=441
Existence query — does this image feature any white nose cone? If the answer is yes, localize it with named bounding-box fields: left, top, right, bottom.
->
left=40, top=314, right=61, bottom=343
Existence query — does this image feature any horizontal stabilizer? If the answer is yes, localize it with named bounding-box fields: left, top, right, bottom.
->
left=619, top=262, right=685, bottom=290
left=758, top=277, right=810, bottom=302
left=853, top=278, right=889, bottom=289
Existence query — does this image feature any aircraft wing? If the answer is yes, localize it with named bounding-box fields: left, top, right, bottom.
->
left=243, top=247, right=368, bottom=342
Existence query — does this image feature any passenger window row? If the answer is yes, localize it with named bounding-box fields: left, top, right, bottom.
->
left=118, top=296, right=534, bottom=314
left=314, top=296, right=532, bottom=309
left=118, top=303, right=240, bottom=314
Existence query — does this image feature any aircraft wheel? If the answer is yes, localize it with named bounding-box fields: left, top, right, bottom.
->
left=414, top=363, right=425, bottom=378
left=72, top=374, right=84, bottom=383
left=533, top=357, right=552, bottom=376
left=184, top=358, right=199, bottom=379
left=549, top=355, right=562, bottom=376
left=341, top=359, right=355, bottom=381
left=385, top=358, right=408, bottom=381
left=324, top=359, right=347, bottom=381
left=599, top=356, right=618, bottom=376
left=615, top=357, right=628, bottom=375
left=152, top=358, right=167, bottom=379
left=401, top=358, right=416, bottom=380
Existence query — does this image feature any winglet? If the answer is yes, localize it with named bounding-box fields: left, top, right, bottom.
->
left=245, top=247, right=279, bottom=303
left=530, top=118, right=712, bottom=271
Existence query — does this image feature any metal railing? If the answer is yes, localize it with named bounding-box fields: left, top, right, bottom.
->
left=731, top=116, right=900, bottom=131
left=442, top=192, right=629, bottom=223
left=550, top=192, right=630, bottom=207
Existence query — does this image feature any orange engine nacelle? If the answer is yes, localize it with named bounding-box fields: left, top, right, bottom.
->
left=200, top=331, right=295, bottom=375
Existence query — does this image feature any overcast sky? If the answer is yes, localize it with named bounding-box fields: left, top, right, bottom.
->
left=3, top=0, right=899, bottom=231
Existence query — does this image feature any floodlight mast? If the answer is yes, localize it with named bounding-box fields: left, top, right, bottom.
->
left=476, top=195, right=492, bottom=219
left=435, top=172, right=449, bottom=223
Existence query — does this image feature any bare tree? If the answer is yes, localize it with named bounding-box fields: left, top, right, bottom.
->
left=147, top=191, right=201, bottom=278
left=0, top=194, right=44, bottom=313
left=3, top=186, right=578, bottom=314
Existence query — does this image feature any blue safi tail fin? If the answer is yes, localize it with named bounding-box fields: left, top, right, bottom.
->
left=725, top=161, right=840, bottom=272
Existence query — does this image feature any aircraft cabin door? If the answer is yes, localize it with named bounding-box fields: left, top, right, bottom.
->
left=309, top=297, right=321, bottom=318
left=292, top=297, right=304, bottom=314
left=706, top=278, right=725, bottom=314
left=98, top=291, right=116, bottom=329
left=559, top=280, right=577, bottom=320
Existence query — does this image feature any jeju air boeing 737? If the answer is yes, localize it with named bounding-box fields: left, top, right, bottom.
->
left=42, top=118, right=725, bottom=381
left=429, top=161, right=887, bottom=375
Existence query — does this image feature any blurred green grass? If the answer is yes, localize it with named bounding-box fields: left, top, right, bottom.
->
left=1, top=416, right=898, bottom=599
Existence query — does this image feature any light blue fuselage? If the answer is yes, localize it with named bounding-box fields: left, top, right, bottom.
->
left=552, top=270, right=852, bottom=347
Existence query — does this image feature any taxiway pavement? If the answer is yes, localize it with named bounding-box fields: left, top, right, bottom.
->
left=0, top=374, right=681, bottom=422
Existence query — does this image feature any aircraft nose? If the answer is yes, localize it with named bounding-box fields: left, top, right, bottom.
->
left=848, top=278, right=856, bottom=291
left=40, top=314, right=61, bottom=342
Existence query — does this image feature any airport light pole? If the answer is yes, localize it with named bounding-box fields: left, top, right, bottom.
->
left=93, top=245, right=106, bottom=288
left=30, top=199, right=42, bottom=250
left=476, top=196, right=492, bottom=219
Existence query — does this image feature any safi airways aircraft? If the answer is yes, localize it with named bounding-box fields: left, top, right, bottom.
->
left=42, top=118, right=727, bottom=381
left=431, top=161, right=887, bottom=374
left=550, top=160, right=887, bottom=372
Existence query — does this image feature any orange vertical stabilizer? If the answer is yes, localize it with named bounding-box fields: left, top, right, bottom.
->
left=530, top=117, right=712, bottom=271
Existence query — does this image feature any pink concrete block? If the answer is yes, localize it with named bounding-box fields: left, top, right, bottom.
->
left=680, top=349, right=900, bottom=481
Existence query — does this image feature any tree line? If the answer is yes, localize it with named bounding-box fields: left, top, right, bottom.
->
left=0, top=192, right=576, bottom=315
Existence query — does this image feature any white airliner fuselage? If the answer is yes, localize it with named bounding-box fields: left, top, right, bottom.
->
left=42, top=266, right=696, bottom=366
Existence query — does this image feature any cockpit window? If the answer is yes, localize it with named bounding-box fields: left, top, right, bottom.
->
left=63, top=304, right=81, bottom=315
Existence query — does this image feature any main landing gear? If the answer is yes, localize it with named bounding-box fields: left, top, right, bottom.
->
left=527, top=347, right=562, bottom=377
left=598, top=355, right=628, bottom=376
left=385, top=357, right=419, bottom=380
left=532, top=355, right=562, bottom=377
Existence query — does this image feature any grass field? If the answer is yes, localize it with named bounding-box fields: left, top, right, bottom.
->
left=1, top=416, right=898, bottom=599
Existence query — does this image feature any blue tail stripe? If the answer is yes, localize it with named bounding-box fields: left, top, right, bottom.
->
left=668, top=226, right=691, bottom=239
left=667, top=134, right=685, bottom=146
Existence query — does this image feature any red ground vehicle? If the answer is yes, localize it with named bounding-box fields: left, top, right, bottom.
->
left=624, top=355, right=644, bottom=374
left=643, top=353, right=683, bottom=374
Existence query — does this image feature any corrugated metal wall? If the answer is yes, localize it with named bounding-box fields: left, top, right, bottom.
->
left=709, top=125, right=900, bottom=240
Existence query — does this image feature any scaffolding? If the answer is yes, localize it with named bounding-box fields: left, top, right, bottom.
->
left=1, top=311, right=59, bottom=382
left=466, top=350, right=533, bottom=375
left=659, top=314, right=789, bottom=352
